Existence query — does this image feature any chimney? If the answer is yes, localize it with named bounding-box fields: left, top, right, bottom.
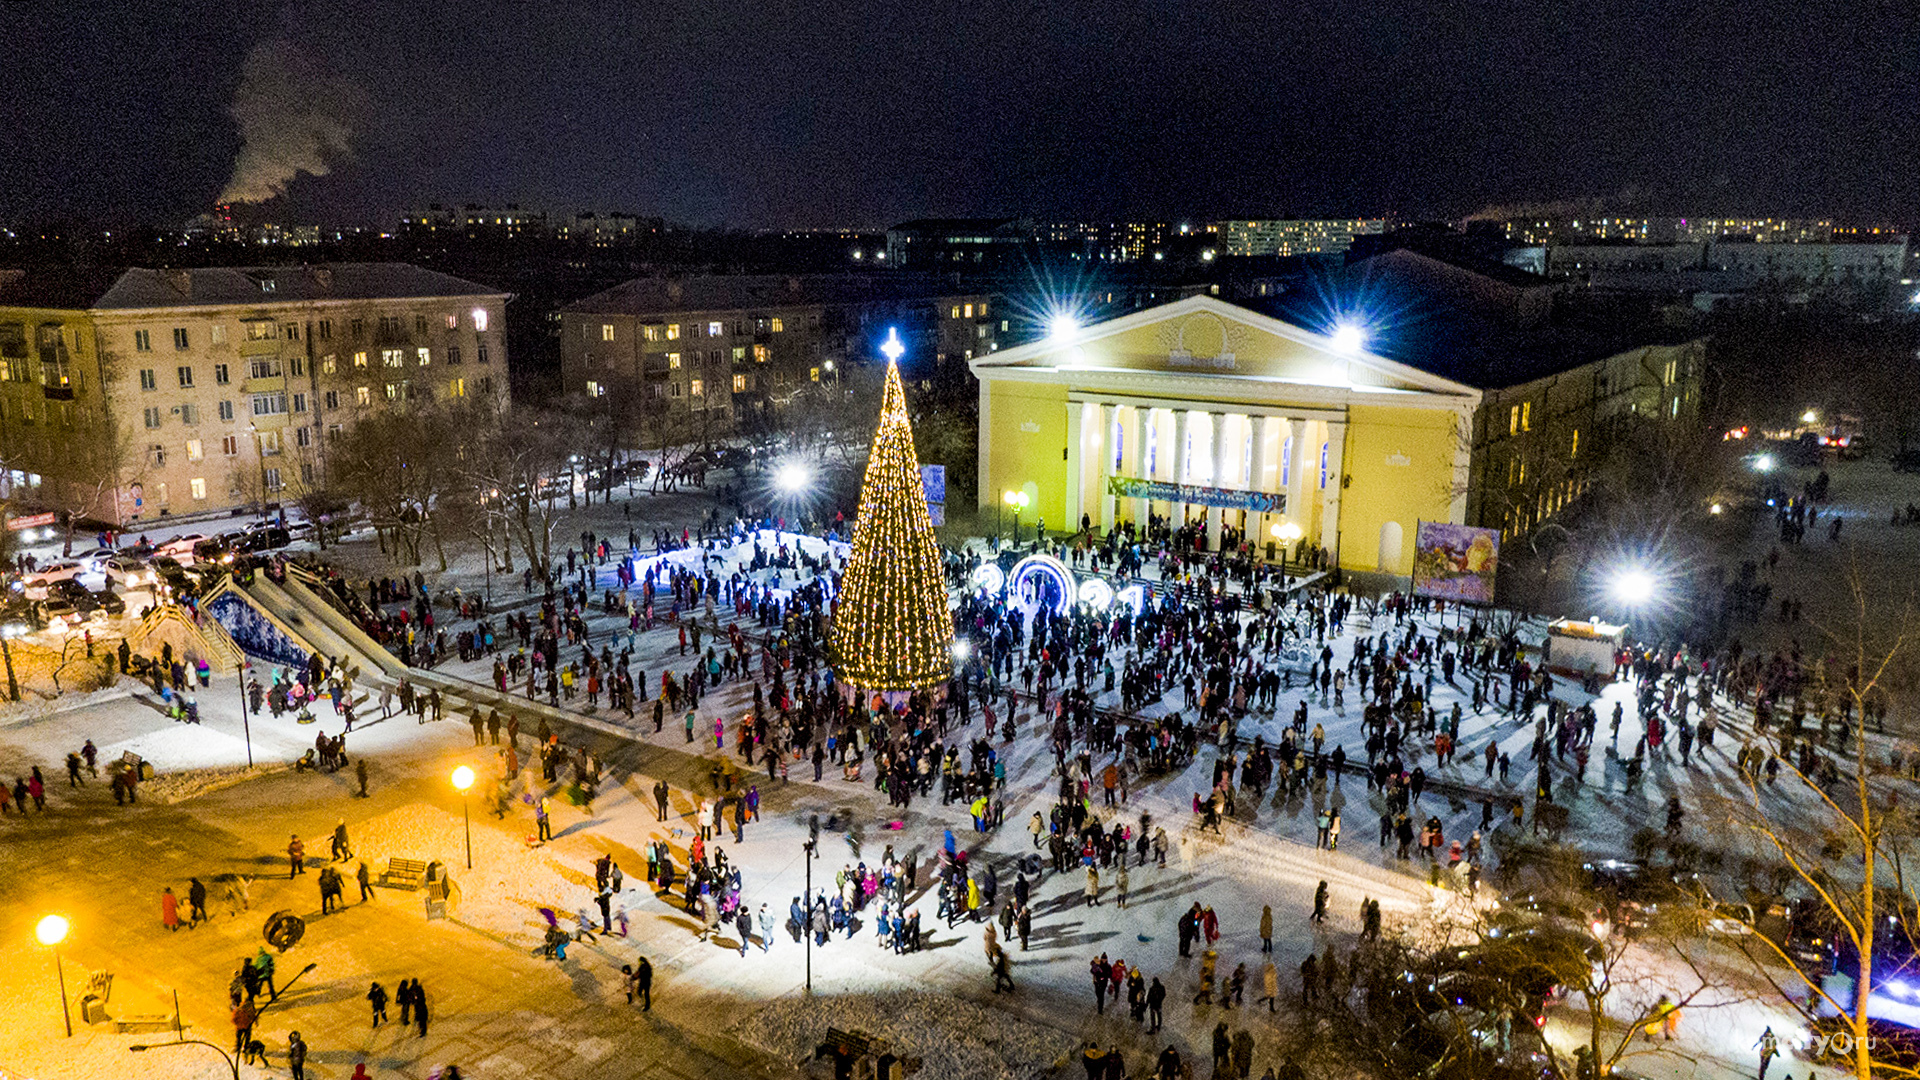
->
left=312, top=267, right=333, bottom=292
left=161, top=269, right=192, bottom=296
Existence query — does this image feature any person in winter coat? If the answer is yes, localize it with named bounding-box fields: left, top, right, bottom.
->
left=1115, top=862, right=1130, bottom=908
left=1146, top=976, right=1167, bottom=1031
left=1201, top=905, right=1220, bottom=943
left=412, top=981, right=430, bottom=1036
left=735, top=907, right=753, bottom=955
left=1259, top=904, right=1273, bottom=952
left=1084, top=865, right=1100, bottom=906
left=1260, top=959, right=1280, bottom=1011
left=188, top=878, right=208, bottom=925
left=161, top=887, right=182, bottom=930
left=366, top=982, right=389, bottom=1027
left=287, top=1032, right=309, bottom=1080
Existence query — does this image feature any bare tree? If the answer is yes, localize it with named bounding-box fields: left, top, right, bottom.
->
left=1717, top=556, right=1920, bottom=1080
left=464, top=406, right=583, bottom=582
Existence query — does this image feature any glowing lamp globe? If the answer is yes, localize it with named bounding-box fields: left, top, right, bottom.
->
left=451, top=766, right=475, bottom=792
left=1612, top=569, right=1656, bottom=606
left=1330, top=324, right=1366, bottom=353
left=35, top=915, right=68, bottom=946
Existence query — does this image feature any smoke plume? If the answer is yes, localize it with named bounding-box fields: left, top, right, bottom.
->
left=218, top=39, right=368, bottom=205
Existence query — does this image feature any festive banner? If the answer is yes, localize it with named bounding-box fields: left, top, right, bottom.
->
left=1105, top=476, right=1283, bottom=513
left=1411, top=520, right=1500, bottom=604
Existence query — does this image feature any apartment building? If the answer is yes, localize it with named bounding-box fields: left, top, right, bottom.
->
left=0, top=263, right=508, bottom=525
left=559, top=274, right=997, bottom=443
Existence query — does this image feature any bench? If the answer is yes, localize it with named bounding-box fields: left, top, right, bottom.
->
left=379, top=857, right=429, bottom=891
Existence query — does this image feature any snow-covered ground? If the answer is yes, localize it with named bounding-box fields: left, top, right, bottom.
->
left=6, top=457, right=1920, bottom=1080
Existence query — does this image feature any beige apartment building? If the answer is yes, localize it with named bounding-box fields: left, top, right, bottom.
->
left=559, top=273, right=997, bottom=443
left=0, top=263, right=508, bottom=527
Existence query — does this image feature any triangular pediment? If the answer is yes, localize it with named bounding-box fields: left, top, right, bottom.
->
left=971, top=295, right=1477, bottom=398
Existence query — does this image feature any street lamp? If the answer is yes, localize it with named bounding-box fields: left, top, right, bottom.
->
left=1002, top=489, right=1030, bottom=545
left=451, top=765, right=475, bottom=869
left=1272, top=521, right=1304, bottom=564
left=776, top=463, right=811, bottom=495
left=236, top=659, right=253, bottom=767
left=130, top=1040, right=240, bottom=1080
left=36, top=914, right=71, bottom=1037
left=1752, top=453, right=1776, bottom=473
left=1611, top=568, right=1657, bottom=607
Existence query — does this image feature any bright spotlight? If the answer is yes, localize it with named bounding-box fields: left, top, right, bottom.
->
left=1801, top=409, right=1819, bottom=424
left=1709, top=503, right=1724, bottom=515
left=1612, top=569, right=1656, bottom=606
left=1047, top=312, right=1081, bottom=342
left=1330, top=323, right=1366, bottom=353
left=775, top=463, right=811, bottom=493
left=451, top=765, right=474, bottom=792
left=35, top=915, right=68, bottom=946
left=1753, top=453, right=1775, bottom=472
left=951, top=639, right=971, bottom=660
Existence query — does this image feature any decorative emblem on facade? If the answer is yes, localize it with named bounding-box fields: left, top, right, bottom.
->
left=1161, top=313, right=1244, bottom=371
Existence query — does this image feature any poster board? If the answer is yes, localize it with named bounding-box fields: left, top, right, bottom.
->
left=1411, top=520, right=1500, bottom=604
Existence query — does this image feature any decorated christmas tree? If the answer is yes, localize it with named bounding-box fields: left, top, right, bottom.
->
left=829, top=352, right=953, bottom=694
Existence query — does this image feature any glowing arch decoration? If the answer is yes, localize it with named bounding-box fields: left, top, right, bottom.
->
left=1077, top=577, right=1115, bottom=610
left=1009, top=554, right=1075, bottom=616
left=970, top=563, right=1006, bottom=594
left=1116, top=584, right=1147, bottom=615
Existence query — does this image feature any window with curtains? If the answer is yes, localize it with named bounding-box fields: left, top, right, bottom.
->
left=1280, top=437, right=1292, bottom=487
left=1320, top=443, right=1330, bottom=488
left=1111, top=417, right=1124, bottom=472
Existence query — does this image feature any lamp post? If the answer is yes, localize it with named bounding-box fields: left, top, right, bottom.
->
left=130, top=1040, right=240, bottom=1080
left=802, top=837, right=816, bottom=993
left=451, top=765, right=475, bottom=869
left=36, top=914, right=71, bottom=1037
left=1272, top=521, right=1303, bottom=565
left=237, top=657, right=255, bottom=764
left=1003, top=489, right=1029, bottom=547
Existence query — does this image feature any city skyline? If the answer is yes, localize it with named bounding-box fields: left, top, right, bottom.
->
left=5, top=0, right=1914, bottom=228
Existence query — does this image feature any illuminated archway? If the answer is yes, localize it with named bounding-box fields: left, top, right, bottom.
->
left=970, top=562, right=1007, bottom=594
left=1009, top=554, right=1074, bottom=617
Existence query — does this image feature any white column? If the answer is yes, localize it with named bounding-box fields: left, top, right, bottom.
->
left=1064, top=401, right=1085, bottom=535
left=1320, top=420, right=1346, bottom=568
left=1207, top=413, right=1233, bottom=551
left=1098, top=403, right=1117, bottom=536
left=977, top=378, right=993, bottom=515
left=1286, top=418, right=1310, bottom=544
left=1173, top=409, right=1193, bottom=529
left=1131, top=406, right=1150, bottom=528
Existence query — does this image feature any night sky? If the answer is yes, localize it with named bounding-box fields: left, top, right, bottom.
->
left=4, top=0, right=1915, bottom=227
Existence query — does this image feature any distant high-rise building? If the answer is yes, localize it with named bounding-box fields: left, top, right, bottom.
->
left=1216, top=219, right=1387, bottom=258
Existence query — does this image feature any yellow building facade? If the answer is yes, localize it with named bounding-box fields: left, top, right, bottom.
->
left=968, top=296, right=1481, bottom=577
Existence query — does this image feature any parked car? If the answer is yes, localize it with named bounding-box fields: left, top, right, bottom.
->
left=70, top=547, right=117, bottom=570
left=238, top=526, right=292, bottom=552
left=34, top=594, right=86, bottom=628
left=154, top=533, right=206, bottom=564
left=0, top=597, right=39, bottom=635
left=103, top=556, right=158, bottom=590
left=89, top=585, right=127, bottom=617
left=18, top=561, right=89, bottom=599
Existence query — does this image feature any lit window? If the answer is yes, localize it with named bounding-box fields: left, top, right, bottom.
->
left=732, top=346, right=746, bottom=362
left=733, top=374, right=747, bottom=392
left=643, top=325, right=661, bottom=342
left=190, top=477, right=207, bottom=500
left=586, top=380, right=603, bottom=397
left=320, top=355, right=336, bottom=375
left=753, top=344, right=769, bottom=363
left=771, top=318, right=784, bottom=333
left=690, top=379, right=704, bottom=397
left=385, top=383, right=400, bottom=400
left=353, top=351, right=368, bottom=368
left=186, top=438, right=204, bottom=462
left=950, top=306, right=960, bottom=318
left=666, top=324, right=680, bottom=340
left=445, top=313, right=458, bottom=330
left=448, top=377, right=466, bottom=398
left=601, top=324, right=615, bottom=342
left=1521, top=401, right=1532, bottom=431
left=1570, top=429, right=1579, bottom=457
left=668, top=352, right=681, bottom=369
left=245, top=321, right=276, bottom=342
left=471, top=308, right=489, bottom=332
left=1509, top=405, right=1519, bottom=436
left=964, top=303, right=974, bottom=318
left=708, top=321, right=723, bottom=337
left=356, top=386, right=371, bottom=406
left=417, top=347, right=431, bottom=366
left=382, top=349, right=405, bottom=368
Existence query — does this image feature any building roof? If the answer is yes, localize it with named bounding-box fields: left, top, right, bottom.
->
left=886, top=218, right=1018, bottom=234
left=1277, top=249, right=1689, bottom=390
left=561, top=272, right=983, bottom=318
left=0, top=263, right=505, bottom=313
